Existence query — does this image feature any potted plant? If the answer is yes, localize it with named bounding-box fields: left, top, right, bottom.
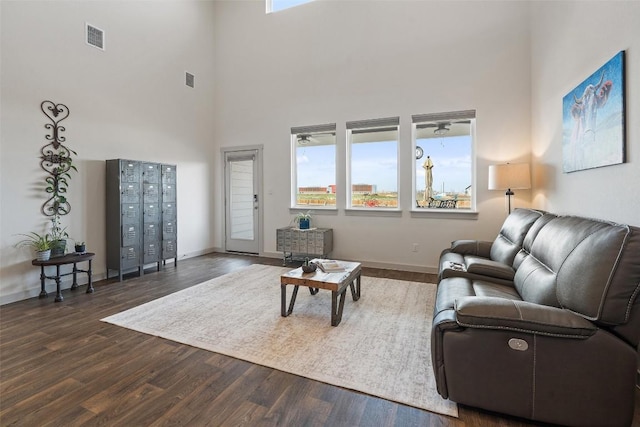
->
left=49, top=215, right=69, bottom=257
left=15, top=232, right=52, bottom=261
left=294, top=211, right=312, bottom=230
left=74, top=240, right=86, bottom=254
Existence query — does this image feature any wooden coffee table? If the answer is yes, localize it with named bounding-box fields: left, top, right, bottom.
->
left=280, top=260, right=361, bottom=326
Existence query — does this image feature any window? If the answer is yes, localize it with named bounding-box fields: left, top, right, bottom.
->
left=412, top=110, right=475, bottom=210
left=267, top=0, right=314, bottom=13
left=346, top=117, right=399, bottom=209
left=291, top=124, right=336, bottom=208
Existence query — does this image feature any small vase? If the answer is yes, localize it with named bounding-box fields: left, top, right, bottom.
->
left=299, top=218, right=310, bottom=230
left=75, top=244, right=86, bottom=254
left=36, top=249, right=51, bottom=262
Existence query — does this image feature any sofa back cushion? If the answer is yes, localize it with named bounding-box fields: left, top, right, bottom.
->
left=513, top=255, right=561, bottom=307
left=489, top=209, right=545, bottom=266
left=513, top=213, right=558, bottom=270
left=515, top=216, right=640, bottom=345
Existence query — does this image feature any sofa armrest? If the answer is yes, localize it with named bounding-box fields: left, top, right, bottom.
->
left=454, top=297, right=597, bottom=338
left=465, top=257, right=515, bottom=280
left=449, top=240, right=493, bottom=258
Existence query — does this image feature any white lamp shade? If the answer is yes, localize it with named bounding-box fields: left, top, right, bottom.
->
left=488, top=163, right=531, bottom=190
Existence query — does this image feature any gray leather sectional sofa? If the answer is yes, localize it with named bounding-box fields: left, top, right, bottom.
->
left=432, top=208, right=640, bottom=426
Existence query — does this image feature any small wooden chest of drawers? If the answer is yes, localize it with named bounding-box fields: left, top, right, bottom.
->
left=276, top=227, right=333, bottom=264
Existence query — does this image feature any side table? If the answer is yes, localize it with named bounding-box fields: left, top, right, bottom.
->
left=276, top=227, right=333, bottom=265
left=32, top=252, right=95, bottom=302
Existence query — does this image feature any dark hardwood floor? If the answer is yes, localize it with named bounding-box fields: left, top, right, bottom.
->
left=1, top=253, right=638, bottom=426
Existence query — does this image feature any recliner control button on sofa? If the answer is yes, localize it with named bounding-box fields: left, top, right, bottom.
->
left=508, top=338, right=528, bottom=351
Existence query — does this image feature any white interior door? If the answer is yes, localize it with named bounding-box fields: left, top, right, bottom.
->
left=224, top=149, right=261, bottom=254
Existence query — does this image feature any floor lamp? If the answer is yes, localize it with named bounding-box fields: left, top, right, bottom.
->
left=488, top=162, right=531, bottom=214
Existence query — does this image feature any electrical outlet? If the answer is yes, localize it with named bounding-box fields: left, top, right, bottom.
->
left=412, top=243, right=419, bottom=252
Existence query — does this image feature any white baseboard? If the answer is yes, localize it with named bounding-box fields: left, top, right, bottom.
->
left=260, top=251, right=438, bottom=274
left=179, top=247, right=220, bottom=260
left=0, top=271, right=108, bottom=306
left=1, top=249, right=437, bottom=305
left=0, top=249, right=219, bottom=306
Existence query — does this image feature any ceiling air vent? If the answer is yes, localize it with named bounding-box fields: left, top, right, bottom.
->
left=86, top=23, right=105, bottom=50
left=185, top=72, right=195, bottom=88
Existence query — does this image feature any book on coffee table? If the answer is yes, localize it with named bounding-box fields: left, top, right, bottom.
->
left=316, top=260, right=345, bottom=273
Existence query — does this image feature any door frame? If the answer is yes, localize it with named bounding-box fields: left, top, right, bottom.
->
left=221, top=145, right=264, bottom=255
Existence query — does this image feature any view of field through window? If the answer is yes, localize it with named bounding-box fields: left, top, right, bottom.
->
left=295, top=142, right=336, bottom=206
left=415, top=134, right=472, bottom=209
left=293, top=117, right=473, bottom=210
left=348, top=127, right=398, bottom=207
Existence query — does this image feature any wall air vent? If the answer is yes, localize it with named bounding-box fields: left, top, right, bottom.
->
left=86, top=23, right=105, bottom=50
left=186, top=72, right=195, bottom=88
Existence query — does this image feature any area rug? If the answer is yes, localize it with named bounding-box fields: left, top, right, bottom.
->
left=101, top=264, right=458, bottom=418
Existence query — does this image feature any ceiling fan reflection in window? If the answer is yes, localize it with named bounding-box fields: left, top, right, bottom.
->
left=296, top=132, right=336, bottom=146
left=417, top=120, right=471, bottom=147
left=417, top=120, right=471, bottom=136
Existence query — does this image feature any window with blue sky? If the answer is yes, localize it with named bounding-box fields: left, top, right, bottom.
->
left=291, top=124, right=336, bottom=208
left=347, top=118, right=399, bottom=209
left=413, top=111, right=475, bottom=210
left=267, top=0, right=314, bottom=13
left=290, top=111, right=475, bottom=212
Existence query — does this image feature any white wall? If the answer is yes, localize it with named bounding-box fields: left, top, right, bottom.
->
left=530, top=1, right=640, bottom=226
left=212, top=0, right=533, bottom=271
left=0, top=1, right=216, bottom=304
left=11, top=1, right=621, bottom=305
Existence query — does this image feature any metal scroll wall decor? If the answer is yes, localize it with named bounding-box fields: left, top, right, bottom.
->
left=40, top=100, right=77, bottom=218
